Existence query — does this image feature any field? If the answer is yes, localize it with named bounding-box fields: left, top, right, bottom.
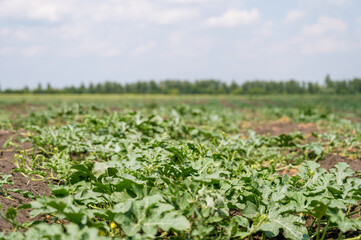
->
left=0, top=94, right=361, bottom=239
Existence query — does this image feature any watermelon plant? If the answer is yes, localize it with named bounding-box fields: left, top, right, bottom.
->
left=0, top=100, right=360, bottom=239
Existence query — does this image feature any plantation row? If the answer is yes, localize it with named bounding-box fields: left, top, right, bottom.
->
left=0, top=102, right=360, bottom=239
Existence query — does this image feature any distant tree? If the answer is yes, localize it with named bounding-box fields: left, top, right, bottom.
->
left=5, top=77, right=361, bottom=95
left=284, top=80, right=302, bottom=94
left=79, top=83, right=86, bottom=94
left=89, top=83, right=95, bottom=94
left=23, top=86, right=30, bottom=93
left=33, top=83, right=43, bottom=94
left=349, top=78, right=361, bottom=94
left=308, top=82, right=320, bottom=94
left=229, top=82, right=240, bottom=94
left=334, top=80, right=348, bottom=94
left=325, top=74, right=333, bottom=89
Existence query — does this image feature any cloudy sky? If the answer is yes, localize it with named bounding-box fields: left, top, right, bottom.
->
left=1, top=0, right=361, bottom=89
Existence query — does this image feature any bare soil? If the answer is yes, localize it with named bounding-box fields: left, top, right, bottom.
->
left=319, top=153, right=361, bottom=173
left=0, top=130, right=50, bottom=232
left=256, top=121, right=319, bottom=137
left=219, top=99, right=239, bottom=109
left=1, top=103, right=46, bottom=120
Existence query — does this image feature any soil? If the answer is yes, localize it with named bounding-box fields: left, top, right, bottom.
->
left=1, top=104, right=31, bottom=115
left=0, top=130, right=50, bottom=232
left=319, top=153, right=361, bottom=173
left=229, top=208, right=242, bottom=217
left=277, top=151, right=361, bottom=177
left=219, top=99, right=239, bottom=110
left=277, top=167, right=299, bottom=176
left=256, top=121, right=319, bottom=137
left=1, top=103, right=46, bottom=120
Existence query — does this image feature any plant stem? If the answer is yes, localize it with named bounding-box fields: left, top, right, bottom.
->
left=308, top=216, right=317, bottom=234
left=347, top=204, right=352, bottom=215
left=240, top=216, right=267, bottom=240
left=344, top=235, right=361, bottom=240
left=0, top=212, right=26, bottom=230
left=320, top=219, right=330, bottom=240
left=346, top=209, right=361, bottom=218
left=338, top=232, right=343, bottom=240
left=316, top=217, right=322, bottom=240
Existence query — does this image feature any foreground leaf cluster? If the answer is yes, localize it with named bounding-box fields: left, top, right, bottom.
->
left=1, top=104, right=360, bottom=239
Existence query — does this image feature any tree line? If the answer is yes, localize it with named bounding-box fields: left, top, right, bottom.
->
left=2, top=75, right=361, bottom=95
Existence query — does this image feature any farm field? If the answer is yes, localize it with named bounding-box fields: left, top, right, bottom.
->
left=0, top=94, right=361, bottom=239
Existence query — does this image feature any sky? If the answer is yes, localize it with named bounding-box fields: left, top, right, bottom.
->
left=1, top=0, right=361, bottom=89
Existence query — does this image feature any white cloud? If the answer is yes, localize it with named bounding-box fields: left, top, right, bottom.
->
left=0, top=45, right=45, bottom=57
left=0, top=46, right=45, bottom=56
left=327, top=0, right=346, bottom=6
left=92, top=2, right=199, bottom=24
left=103, top=48, right=122, bottom=57
left=285, top=10, right=304, bottom=22
left=20, top=46, right=45, bottom=57
left=167, top=31, right=213, bottom=57
left=301, top=16, right=347, bottom=35
left=154, top=8, right=198, bottom=24
left=63, top=39, right=125, bottom=57
left=280, top=33, right=350, bottom=55
left=255, top=22, right=273, bottom=37
left=0, top=0, right=200, bottom=59
left=74, top=41, right=107, bottom=56
left=357, top=17, right=361, bottom=24
left=162, top=0, right=215, bottom=3
left=0, top=0, right=199, bottom=25
left=0, top=28, right=32, bottom=41
left=0, top=28, right=10, bottom=35
left=132, top=41, right=156, bottom=56
left=234, top=38, right=265, bottom=59
left=0, top=0, right=71, bottom=22
left=0, top=47, right=12, bottom=55
left=206, top=8, right=260, bottom=27
left=56, top=22, right=91, bottom=39
left=14, top=30, right=31, bottom=41
left=287, top=16, right=350, bottom=56
left=300, top=37, right=345, bottom=54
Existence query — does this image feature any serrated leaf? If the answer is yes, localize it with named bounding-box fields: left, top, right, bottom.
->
left=260, top=215, right=309, bottom=240
left=330, top=162, right=354, bottom=185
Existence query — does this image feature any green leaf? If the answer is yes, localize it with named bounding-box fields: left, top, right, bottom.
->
left=145, top=211, right=189, bottom=232
left=5, top=207, right=17, bottom=220
left=330, top=162, right=354, bottom=185
left=243, top=201, right=258, bottom=218
left=92, top=162, right=108, bottom=179
left=114, top=214, right=141, bottom=237
left=260, top=215, right=309, bottom=240
left=259, top=203, right=309, bottom=240
left=7, top=189, right=35, bottom=199
left=51, top=186, right=69, bottom=198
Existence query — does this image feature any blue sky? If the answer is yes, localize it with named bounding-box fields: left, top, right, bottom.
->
left=1, top=0, right=361, bottom=89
